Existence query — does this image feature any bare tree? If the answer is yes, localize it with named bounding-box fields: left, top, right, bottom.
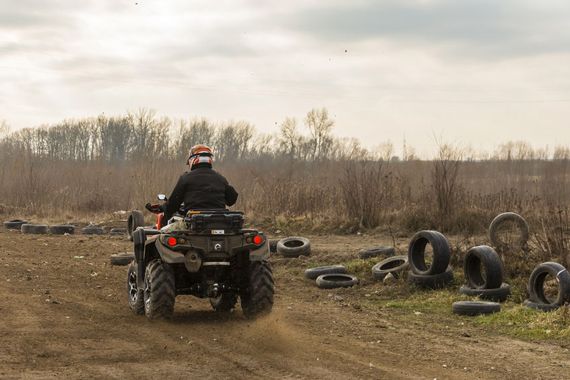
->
left=305, top=108, right=334, bottom=161
left=0, top=119, right=10, bottom=137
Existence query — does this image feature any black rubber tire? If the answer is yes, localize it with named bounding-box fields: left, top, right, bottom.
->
left=127, top=261, right=144, bottom=315
left=523, top=299, right=561, bottom=312
left=459, top=283, right=511, bottom=302
left=49, top=225, right=75, bottom=235
left=21, top=224, right=48, bottom=234
left=408, top=230, right=451, bottom=276
left=463, top=245, right=504, bottom=289
left=276, top=237, right=311, bottom=257
left=528, top=261, right=570, bottom=306
left=489, top=212, right=529, bottom=249
left=372, top=255, right=409, bottom=281
left=210, top=293, right=238, bottom=312
left=407, top=267, right=454, bottom=289
left=110, top=228, right=127, bottom=236
left=241, top=260, right=274, bottom=319
left=3, top=220, right=28, bottom=230
left=269, top=239, right=279, bottom=254
left=315, top=273, right=359, bottom=289
left=128, top=210, right=145, bottom=241
left=358, top=246, right=396, bottom=259
left=452, top=301, right=501, bottom=316
left=143, top=260, right=176, bottom=320
left=111, top=252, right=135, bottom=266
left=304, top=265, right=347, bottom=280
left=81, top=225, right=104, bottom=235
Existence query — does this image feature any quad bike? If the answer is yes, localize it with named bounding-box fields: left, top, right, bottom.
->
left=127, top=194, right=274, bottom=320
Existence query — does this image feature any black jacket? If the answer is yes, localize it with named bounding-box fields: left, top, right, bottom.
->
left=164, top=164, right=238, bottom=219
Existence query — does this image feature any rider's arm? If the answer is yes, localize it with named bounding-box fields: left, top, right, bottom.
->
left=225, top=184, right=238, bottom=207
left=164, top=175, right=186, bottom=219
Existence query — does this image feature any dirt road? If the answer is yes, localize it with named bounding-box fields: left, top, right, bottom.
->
left=0, top=230, right=568, bottom=379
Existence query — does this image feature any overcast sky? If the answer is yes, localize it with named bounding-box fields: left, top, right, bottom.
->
left=1, top=0, right=570, bottom=156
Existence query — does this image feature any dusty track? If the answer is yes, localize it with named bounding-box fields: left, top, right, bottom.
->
left=0, top=230, right=568, bottom=379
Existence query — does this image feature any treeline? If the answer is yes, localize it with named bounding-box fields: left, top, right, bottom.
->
left=0, top=108, right=372, bottom=163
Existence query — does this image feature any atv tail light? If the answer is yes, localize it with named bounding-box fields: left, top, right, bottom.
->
left=167, top=237, right=177, bottom=247
left=252, top=235, right=264, bottom=246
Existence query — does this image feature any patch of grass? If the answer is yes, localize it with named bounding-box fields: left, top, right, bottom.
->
left=475, top=304, right=570, bottom=340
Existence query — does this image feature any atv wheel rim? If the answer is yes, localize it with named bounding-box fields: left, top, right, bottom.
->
left=128, top=271, right=138, bottom=302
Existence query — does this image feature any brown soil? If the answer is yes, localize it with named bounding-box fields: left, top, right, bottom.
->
left=0, top=230, right=568, bottom=379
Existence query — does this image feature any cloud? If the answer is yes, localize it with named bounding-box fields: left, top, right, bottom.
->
left=288, top=0, right=570, bottom=59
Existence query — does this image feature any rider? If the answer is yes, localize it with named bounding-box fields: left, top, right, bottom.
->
left=162, top=144, right=238, bottom=225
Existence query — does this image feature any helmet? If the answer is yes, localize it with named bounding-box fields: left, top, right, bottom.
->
left=187, top=144, right=214, bottom=169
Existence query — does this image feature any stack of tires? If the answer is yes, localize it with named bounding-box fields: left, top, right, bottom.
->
left=407, top=230, right=454, bottom=289
left=459, top=245, right=511, bottom=302
left=524, top=262, right=570, bottom=312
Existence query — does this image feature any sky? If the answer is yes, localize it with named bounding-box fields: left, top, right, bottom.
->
left=1, top=0, right=570, bottom=156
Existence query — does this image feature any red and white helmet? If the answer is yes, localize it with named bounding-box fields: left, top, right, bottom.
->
left=187, top=144, right=213, bottom=168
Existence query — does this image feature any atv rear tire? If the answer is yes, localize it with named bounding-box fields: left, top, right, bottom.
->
left=210, top=293, right=238, bottom=312
left=241, top=260, right=274, bottom=319
left=128, top=210, right=145, bottom=241
left=127, top=262, right=144, bottom=315
left=143, top=260, right=176, bottom=320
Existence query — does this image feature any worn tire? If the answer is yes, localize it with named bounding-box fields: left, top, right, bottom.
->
left=110, top=228, right=127, bottom=236
left=3, top=220, right=28, bottom=230
left=489, top=212, right=529, bottom=249
left=408, top=230, right=451, bottom=276
left=528, top=262, right=570, bottom=306
left=459, top=283, right=511, bottom=302
left=304, top=265, right=347, bottom=280
left=81, top=225, right=104, bottom=235
left=523, top=299, right=561, bottom=312
left=127, top=261, right=144, bottom=315
left=464, top=245, right=504, bottom=289
left=21, top=224, right=48, bottom=234
left=276, top=237, right=311, bottom=257
left=210, top=293, right=238, bottom=312
left=316, top=273, right=359, bottom=289
left=49, top=224, right=75, bottom=235
left=372, top=255, right=409, bottom=281
left=452, top=301, right=501, bottom=316
left=359, top=246, right=395, bottom=259
left=111, top=252, right=135, bottom=266
left=128, top=210, right=145, bottom=241
left=241, top=260, right=274, bottom=319
left=407, top=266, right=454, bottom=289
left=143, top=260, right=176, bottom=320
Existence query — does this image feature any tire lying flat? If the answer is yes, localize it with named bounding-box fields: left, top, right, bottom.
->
left=464, top=245, right=504, bottom=289
left=523, top=299, right=561, bottom=312
left=489, top=212, right=529, bottom=249
left=359, top=246, right=395, bottom=259
left=316, top=274, right=358, bottom=289
left=408, top=230, right=451, bottom=276
left=459, top=283, right=511, bottom=302
left=111, top=252, right=135, bottom=266
left=452, top=301, right=501, bottom=316
left=372, top=255, right=409, bottom=281
left=3, top=220, right=28, bottom=230
left=21, top=224, right=49, bottom=234
left=304, top=265, right=347, bottom=280
left=82, top=225, right=105, bottom=235
left=407, top=266, right=454, bottom=289
left=49, top=225, right=75, bottom=235
left=277, top=237, right=311, bottom=257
